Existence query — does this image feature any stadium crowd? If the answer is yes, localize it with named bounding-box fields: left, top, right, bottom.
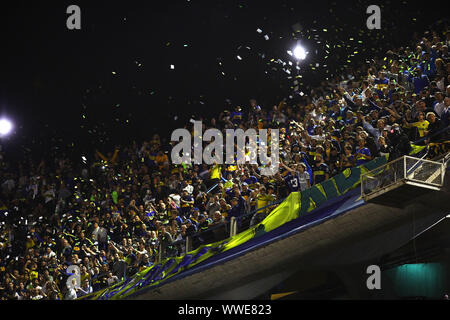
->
left=1, top=26, right=450, bottom=300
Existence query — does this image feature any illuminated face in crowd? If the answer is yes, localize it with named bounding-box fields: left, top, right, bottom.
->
left=418, top=112, right=425, bottom=121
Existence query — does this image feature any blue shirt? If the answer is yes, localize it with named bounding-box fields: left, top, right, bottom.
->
left=355, top=147, right=371, bottom=166
left=313, top=163, right=329, bottom=184
left=412, top=75, right=430, bottom=94
left=244, top=176, right=258, bottom=186
left=230, top=111, right=243, bottom=125
left=284, top=172, right=302, bottom=193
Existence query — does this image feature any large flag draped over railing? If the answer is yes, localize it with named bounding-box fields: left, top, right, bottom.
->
left=80, top=155, right=389, bottom=300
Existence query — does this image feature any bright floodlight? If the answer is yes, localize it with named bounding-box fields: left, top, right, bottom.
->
left=0, top=119, right=13, bottom=137
left=293, top=45, right=307, bottom=60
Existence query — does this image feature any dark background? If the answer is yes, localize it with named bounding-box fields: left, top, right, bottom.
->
left=0, top=0, right=448, bottom=161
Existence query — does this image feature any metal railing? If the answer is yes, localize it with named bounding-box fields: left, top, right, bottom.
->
left=155, top=198, right=285, bottom=261
left=361, top=155, right=445, bottom=199
left=405, top=156, right=445, bottom=186
left=412, top=124, right=450, bottom=145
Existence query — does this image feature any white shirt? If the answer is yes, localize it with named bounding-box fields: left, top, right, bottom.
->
left=168, top=194, right=181, bottom=207
left=310, top=134, right=326, bottom=142
left=65, top=288, right=77, bottom=300
left=183, top=184, right=194, bottom=195
left=107, top=276, right=119, bottom=286
left=298, top=172, right=310, bottom=191
left=434, top=101, right=446, bottom=117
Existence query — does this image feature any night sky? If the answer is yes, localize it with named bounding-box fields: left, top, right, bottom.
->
left=0, top=0, right=447, bottom=161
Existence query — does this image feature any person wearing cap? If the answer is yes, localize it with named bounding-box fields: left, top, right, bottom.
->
left=240, top=182, right=253, bottom=202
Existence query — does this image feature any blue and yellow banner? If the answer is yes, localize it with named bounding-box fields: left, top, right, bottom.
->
left=81, top=155, right=388, bottom=300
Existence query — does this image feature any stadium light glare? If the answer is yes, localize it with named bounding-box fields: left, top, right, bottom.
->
left=293, top=45, right=307, bottom=60
left=0, top=118, right=13, bottom=137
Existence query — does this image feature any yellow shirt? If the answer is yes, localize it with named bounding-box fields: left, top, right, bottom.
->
left=412, top=120, right=429, bottom=137
left=210, top=165, right=222, bottom=180
left=224, top=180, right=234, bottom=189
left=256, top=194, right=276, bottom=214
left=30, top=270, right=39, bottom=281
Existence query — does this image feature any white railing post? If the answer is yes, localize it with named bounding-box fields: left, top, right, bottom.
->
left=185, top=236, right=192, bottom=254
left=230, top=217, right=237, bottom=237
left=361, top=174, right=364, bottom=197
left=403, top=156, right=407, bottom=180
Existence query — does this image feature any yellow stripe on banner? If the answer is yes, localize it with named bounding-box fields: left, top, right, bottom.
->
left=409, top=144, right=427, bottom=156
left=262, top=192, right=301, bottom=233
left=315, top=184, right=327, bottom=198
left=84, top=156, right=390, bottom=300
left=331, top=179, right=341, bottom=196
left=342, top=168, right=351, bottom=178
left=308, top=197, right=317, bottom=213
